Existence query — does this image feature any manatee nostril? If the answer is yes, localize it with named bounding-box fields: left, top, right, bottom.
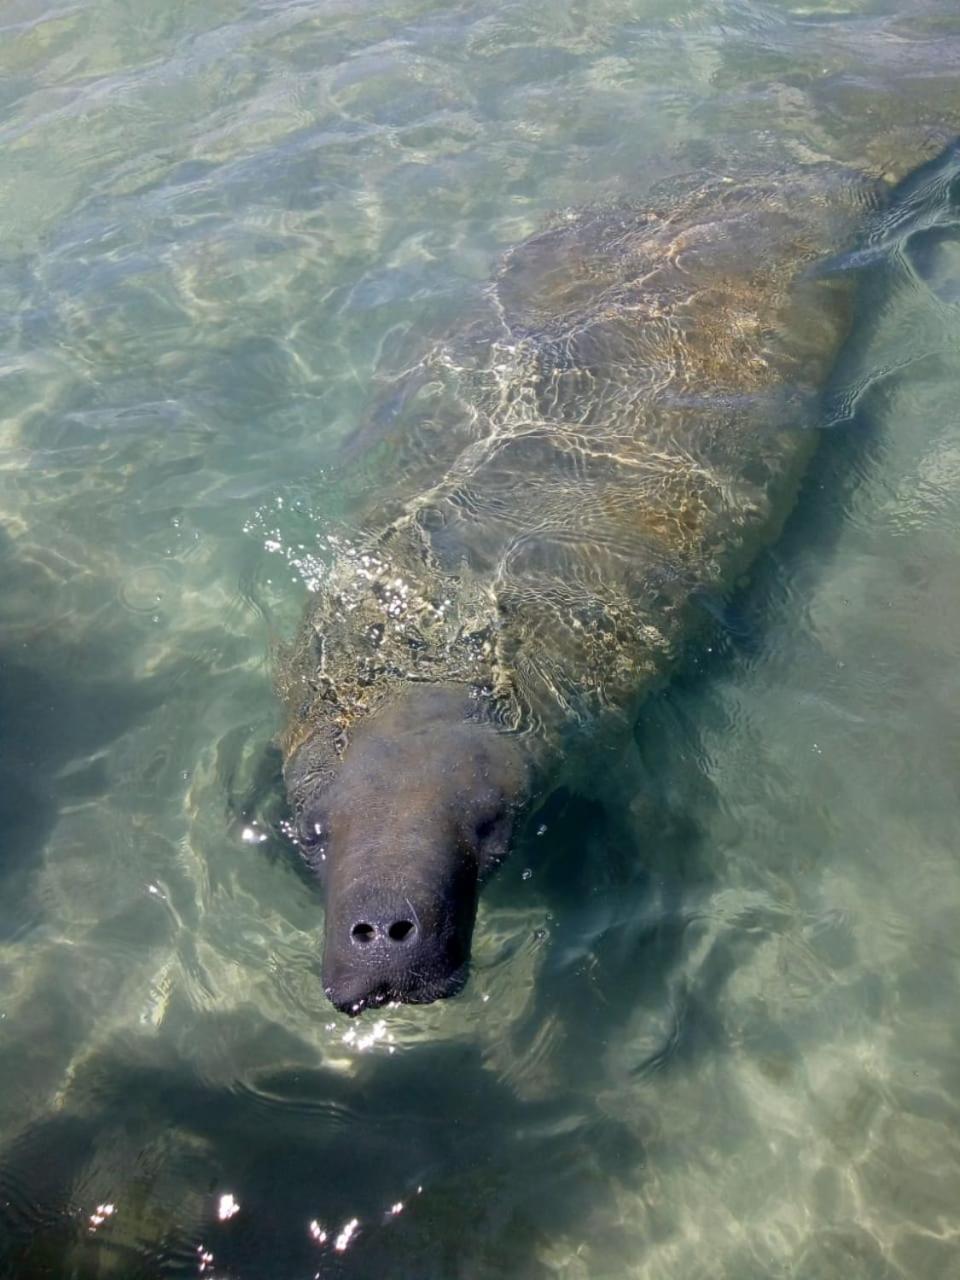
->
left=351, top=922, right=376, bottom=944
left=387, top=919, right=415, bottom=943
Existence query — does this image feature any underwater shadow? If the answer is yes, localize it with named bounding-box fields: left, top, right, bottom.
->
left=0, top=529, right=176, bottom=938
left=0, top=1011, right=645, bottom=1280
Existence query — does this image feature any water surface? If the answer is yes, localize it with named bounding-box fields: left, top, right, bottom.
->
left=2, top=1, right=960, bottom=1277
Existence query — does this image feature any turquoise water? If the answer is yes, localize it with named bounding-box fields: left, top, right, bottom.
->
left=2, top=1, right=960, bottom=1276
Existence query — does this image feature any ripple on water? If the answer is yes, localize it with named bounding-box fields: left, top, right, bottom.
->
left=117, top=562, right=176, bottom=616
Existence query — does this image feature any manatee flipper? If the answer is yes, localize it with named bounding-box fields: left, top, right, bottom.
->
left=220, top=726, right=287, bottom=848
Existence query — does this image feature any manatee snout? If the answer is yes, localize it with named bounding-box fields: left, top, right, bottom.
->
left=286, top=687, right=528, bottom=1014
left=320, top=859, right=477, bottom=1014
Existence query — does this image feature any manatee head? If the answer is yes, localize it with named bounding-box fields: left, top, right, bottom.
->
left=285, top=686, right=529, bottom=1015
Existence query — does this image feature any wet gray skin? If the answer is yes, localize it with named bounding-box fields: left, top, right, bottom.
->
left=279, top=138, right=960, bottom=1016
left=285, top=687, right=529, bottom=1014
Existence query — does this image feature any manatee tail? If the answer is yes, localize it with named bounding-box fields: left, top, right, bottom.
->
left=823, top=135, right=960, bottom=428
left=813, top=136, right=960, bottom=282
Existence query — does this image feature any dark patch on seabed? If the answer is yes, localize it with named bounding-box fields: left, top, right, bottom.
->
left=0, top=529, right=167, bottom=937
left=0, top=1027, right=648, bottom=1280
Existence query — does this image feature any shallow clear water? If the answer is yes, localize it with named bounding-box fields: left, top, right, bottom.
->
left=2, top=1, right=960, bottom=1276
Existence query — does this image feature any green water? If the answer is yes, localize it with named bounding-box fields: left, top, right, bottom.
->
left=2, top=1, right=960, bottom=1276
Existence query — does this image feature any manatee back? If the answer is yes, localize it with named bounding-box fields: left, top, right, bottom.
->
left=282, top=161, right=878, bottom=754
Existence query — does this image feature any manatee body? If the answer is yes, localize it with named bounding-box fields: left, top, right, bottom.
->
left=277, top=148, right=938, bottom=1015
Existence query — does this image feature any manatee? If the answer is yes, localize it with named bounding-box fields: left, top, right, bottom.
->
left=278, top=139, right=958, bottom=1015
